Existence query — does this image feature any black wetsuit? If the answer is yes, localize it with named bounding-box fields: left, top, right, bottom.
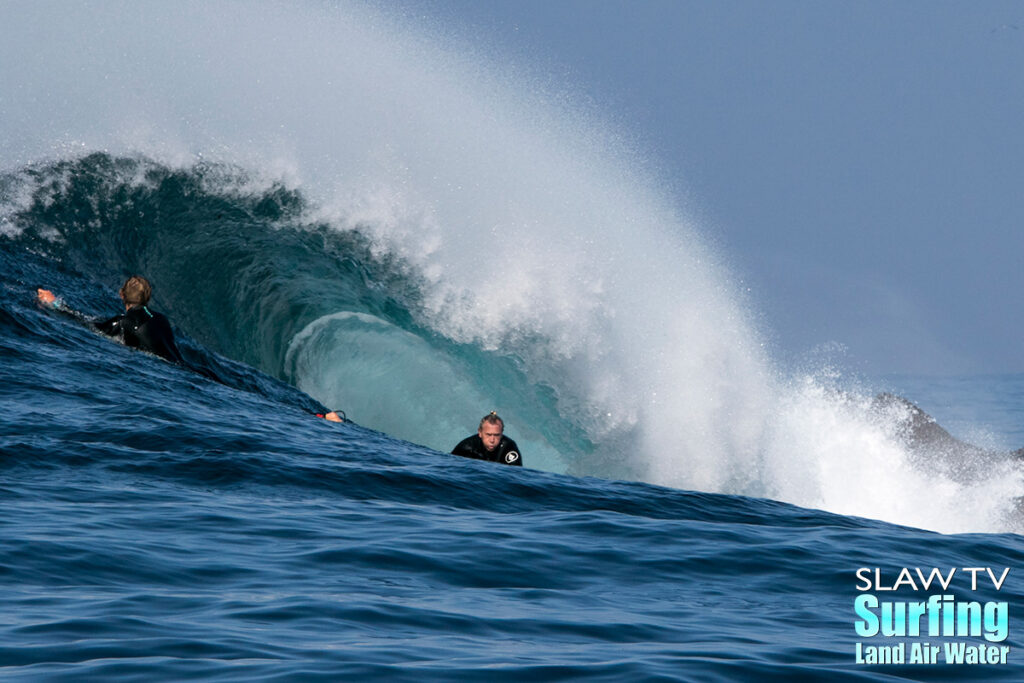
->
left=94, top=305, right=184, bottom=363
left=451, top=435, right=523, bottom=466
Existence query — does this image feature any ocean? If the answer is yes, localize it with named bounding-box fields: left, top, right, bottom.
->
left=2, top=2, right=1022, bottom=681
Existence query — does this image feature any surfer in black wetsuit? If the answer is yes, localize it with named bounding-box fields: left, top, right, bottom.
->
left=37, top=275, right=184, bottom=364
left=451, top=412, right=523, bottom=466
left=36, top=276, right=350, bottom=423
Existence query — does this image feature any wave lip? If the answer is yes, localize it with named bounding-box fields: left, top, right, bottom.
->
left=6, top=149, right=1024, bottom=534
left=3, top=0, right=1023, bottom=533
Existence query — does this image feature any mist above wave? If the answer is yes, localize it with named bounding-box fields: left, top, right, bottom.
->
left=3, top=2, right=1022, bottom=532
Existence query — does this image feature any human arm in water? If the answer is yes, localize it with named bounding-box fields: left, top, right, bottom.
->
left=36, top=288, right=94, bottom=324
left=41, top=289, right=350, bottom=421
left=39, top=288, right=184, bottom=363
left=38, top=288, right=125, bottom=331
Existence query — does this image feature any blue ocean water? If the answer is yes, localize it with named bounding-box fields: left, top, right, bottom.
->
left=2, top=155, right=1023, bottom=681
left=2, top=3, right=1023, bottom=678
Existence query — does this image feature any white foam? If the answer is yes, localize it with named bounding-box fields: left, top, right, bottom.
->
left=2, top=1, right=1019, bottom=532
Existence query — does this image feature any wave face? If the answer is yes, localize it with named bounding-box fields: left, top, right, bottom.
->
left=2, top=2, right=1022, bottom=533
left=4, top=243, right=1024, bottom=680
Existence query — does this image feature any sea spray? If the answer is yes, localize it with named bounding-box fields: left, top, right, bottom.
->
left=2, top=2, right=1022, bottom=532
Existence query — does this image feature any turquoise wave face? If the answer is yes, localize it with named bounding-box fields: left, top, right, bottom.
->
left=6, top=228, right=1024, bottom=680
left=6, top=152, right=1024, bottom=534
left=0, top=153, right=597, bottom=474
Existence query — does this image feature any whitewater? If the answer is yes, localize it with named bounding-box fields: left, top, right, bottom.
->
left=2, top=1, right=1023, bottom=680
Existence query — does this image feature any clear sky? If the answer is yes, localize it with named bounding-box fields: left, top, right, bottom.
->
left=390, top=0, right=1024, bottom=376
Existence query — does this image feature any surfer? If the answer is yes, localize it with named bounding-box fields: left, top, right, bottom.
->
left=36, top=276, right=349, bottom=424
left=451, top=412, right=523, bottom=466
left=37, top=275, right=184, bottom=364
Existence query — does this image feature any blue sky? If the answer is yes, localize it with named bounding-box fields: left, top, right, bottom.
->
left=392, top=0, right=1024, bottom=376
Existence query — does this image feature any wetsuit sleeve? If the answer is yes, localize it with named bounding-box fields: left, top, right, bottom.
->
left=93, top=314, right=125, bottom=337
left=451, top=436, right=477, bottom=458
left=43, top=296, right=111, bottom=329
left=43, top=296, right=135, bottom=346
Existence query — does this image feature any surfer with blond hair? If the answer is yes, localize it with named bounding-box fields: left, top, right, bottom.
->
left=37, top=275, right=184, bottom=364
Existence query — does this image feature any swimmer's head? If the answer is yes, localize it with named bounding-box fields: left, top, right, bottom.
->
left=120, top=275, right=152, bottom=306
left=478, top=411, right=504, bottom=452
left=478, top=411, right=503, bottom=431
